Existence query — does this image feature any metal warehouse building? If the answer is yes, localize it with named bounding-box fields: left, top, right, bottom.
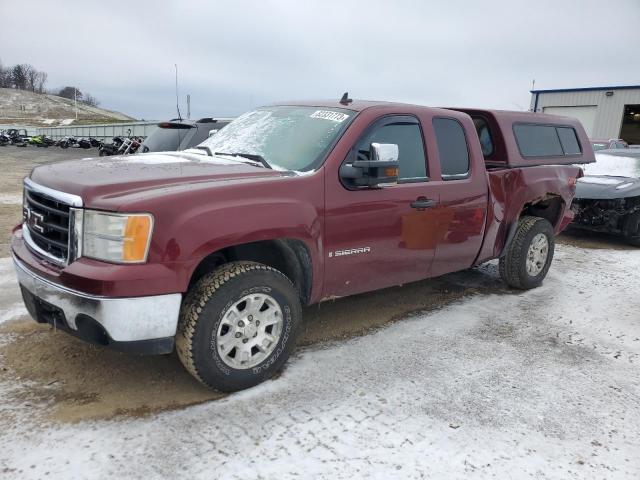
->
left=530, top=85, right=640, bottom=145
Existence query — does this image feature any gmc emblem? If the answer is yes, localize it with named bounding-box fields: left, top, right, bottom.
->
left=25, top=207, right=45, bottom=233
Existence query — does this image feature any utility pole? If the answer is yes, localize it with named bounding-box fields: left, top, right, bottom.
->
left=74, top=87, right=78, bottom=120
left=531, top=79, right=537, bottom=112
left=187, top=94, right=191, bottom=119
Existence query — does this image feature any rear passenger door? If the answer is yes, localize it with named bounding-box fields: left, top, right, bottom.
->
left=426, top=116, right=488, bottom=276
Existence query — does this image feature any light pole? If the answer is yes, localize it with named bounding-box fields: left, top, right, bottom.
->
left=74, top=87, right=78, bottom=120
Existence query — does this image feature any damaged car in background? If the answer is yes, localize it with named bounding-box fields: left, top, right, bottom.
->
left=571, top=152, right=640, bottom=246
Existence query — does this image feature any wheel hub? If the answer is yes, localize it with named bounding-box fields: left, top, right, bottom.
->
left=239, top=321, right=258, bottom=338
left=526, top=233, right=549, bottom=277
left=216, top=293, right=283, bottom=369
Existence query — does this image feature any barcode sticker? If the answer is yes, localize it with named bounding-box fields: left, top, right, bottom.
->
left=310, top=110, right=349, bottom=122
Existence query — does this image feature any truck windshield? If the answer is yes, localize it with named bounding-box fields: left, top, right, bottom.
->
left=198, top=106, right=355, bottom=171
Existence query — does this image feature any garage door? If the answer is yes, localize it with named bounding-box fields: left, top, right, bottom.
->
left=542, top=105, right=597, bottom=136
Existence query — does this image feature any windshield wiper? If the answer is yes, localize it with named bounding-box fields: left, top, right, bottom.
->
left=214, top=151, right=272, bottom=169
left=194, top=145, right=213, bottom=156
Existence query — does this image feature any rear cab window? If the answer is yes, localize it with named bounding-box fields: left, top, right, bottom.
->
left=513, top=124, right=582, bottom=157
left=472, top=117, right=494, bottom=157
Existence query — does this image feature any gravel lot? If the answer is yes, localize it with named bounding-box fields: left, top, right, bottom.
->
left=0, top=147, right=639, bottom=479
left=0, top=146, right=92, bottom=257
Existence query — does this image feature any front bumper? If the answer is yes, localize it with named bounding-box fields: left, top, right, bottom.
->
left=13, top=255, right=181, bottom=355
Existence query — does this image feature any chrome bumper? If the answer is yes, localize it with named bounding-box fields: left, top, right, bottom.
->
left=13, top=255, right=182, bottom=343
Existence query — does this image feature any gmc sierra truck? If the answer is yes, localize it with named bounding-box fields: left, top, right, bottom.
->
left=11, top=99, right=594, bottom=391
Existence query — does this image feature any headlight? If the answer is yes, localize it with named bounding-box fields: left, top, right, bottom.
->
left=83, top=210, right=153, bottom=263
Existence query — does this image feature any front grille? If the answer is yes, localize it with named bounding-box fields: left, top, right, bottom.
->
left=24, top=188, right=71, bottom=262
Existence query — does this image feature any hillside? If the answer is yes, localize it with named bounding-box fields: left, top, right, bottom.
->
left=0, top=88, right=135, bottom=125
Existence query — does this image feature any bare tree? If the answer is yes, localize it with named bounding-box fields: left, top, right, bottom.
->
left=82, top=93, right=100, bottom=107
left=0, top=59, right=8, bottom=88
left=58, top=86, right=82, bottom=100
left=11, top=64, right=27, bottom=89
left=23, top=64, right=38, bottom=92
left=35, top=70, right=47, bottom=93
left=0, top=61, right=87, bottom=104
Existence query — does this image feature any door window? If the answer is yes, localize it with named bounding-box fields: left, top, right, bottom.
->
left=433, top=117, right=470, bottom=179
left=356, top=118, right=427, bottom=181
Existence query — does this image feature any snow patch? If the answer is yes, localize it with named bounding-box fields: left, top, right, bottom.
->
left=0, top=257, right=17, bottom=286
left=0, top=246, right=639, bottom=478
left=0, top=303, right=27, bottom=324
left=0, top=193, right=22, bottom=205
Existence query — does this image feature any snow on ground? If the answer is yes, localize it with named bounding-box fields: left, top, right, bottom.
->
left=0, top=303, right=27, bottom=324
left=0, top=193, right=21, bottom=205
left=0, top=257, right=26, bottom=325
left=0, top=244, right=639, bottom=479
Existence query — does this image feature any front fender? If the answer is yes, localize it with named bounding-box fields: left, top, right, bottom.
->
left=141, top=174, right=325, bottom=294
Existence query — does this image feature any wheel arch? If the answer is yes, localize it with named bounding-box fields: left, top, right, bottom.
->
left=500, top=194, right=564, bottom=257
left=188, top=238, right=313, bottom=305
left=520, top=194, right=565, bottom=231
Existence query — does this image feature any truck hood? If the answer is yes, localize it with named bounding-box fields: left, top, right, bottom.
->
left=29, top=151, right=289, bottom=207
left=575, top=175, right=640, bottom=200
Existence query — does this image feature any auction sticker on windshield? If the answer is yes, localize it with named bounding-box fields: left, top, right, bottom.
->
left=310, top=110, right=349, bottom=122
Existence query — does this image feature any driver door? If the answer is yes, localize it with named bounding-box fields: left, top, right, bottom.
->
left=323, top=115, right=440, bottom=298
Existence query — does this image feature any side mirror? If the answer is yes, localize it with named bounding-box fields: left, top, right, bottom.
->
left=209, top=129, right=219, bottom=137
left=370, top=142, right=399, bottom=163
left=340, top=142, right=399, bottom=188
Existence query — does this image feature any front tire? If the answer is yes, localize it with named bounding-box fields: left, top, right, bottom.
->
left=499, top=216, right=555, bottom=290
left=176, top=261, right=301, bottom=391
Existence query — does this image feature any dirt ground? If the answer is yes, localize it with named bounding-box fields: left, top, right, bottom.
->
left=0, top=263, right=502, bottom=423
left=0, top=146, right=92, bottom=256
left=0, top=146, right=635, bottom=425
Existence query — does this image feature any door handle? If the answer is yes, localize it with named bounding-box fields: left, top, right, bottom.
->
left=410, top=197, right=437, bottom=210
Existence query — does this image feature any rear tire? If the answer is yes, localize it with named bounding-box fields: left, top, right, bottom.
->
left=499, top=216, right=555, bottom=290
left=175, top=261, right=301, bottom=392
left=623, top=212, right=640, bottom=247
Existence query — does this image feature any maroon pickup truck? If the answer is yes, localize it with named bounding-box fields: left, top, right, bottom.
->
left=11, top=99, right=593, bottom=391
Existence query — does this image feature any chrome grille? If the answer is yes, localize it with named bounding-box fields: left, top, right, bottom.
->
left=22, top=179, right=83, bottom=265
left=24, top=189, right=71, bottom=262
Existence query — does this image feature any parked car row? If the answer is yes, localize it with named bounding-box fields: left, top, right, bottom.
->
left=1, top=118, right=232, bottom=156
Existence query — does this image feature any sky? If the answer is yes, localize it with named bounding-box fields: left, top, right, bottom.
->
left=1, top=0, right=639, bottom=120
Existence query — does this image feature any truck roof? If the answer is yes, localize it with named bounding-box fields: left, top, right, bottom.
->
left=271, top=99, right=583, bottom=124
left=271, top=100, right=594, bottom=167
left=271, top=99, right=417, bottom=112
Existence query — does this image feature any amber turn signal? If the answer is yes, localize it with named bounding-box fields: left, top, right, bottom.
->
left=123, top=215, right=153, bottom=262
